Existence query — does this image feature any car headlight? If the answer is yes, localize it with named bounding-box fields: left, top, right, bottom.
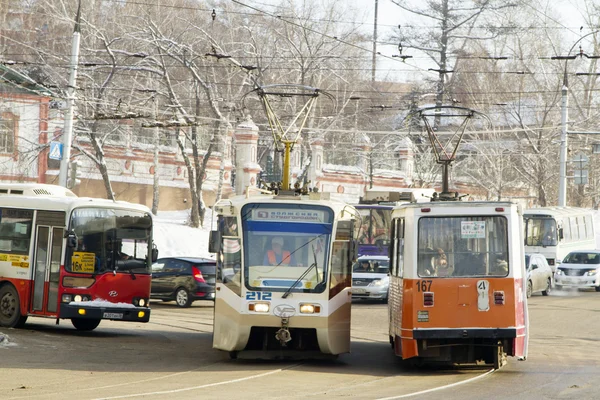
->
left=369, top=279, right=386, bottom=287
left=555, top=269, right=564, bottom=275
left=584, top=269, right=598, bottom=276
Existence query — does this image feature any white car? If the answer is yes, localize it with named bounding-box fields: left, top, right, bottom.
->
left=525, top=253, right=553, bottom=297
left=554, top=250, right=600, bottom=292
left=351, top=255, right=390, bottom=302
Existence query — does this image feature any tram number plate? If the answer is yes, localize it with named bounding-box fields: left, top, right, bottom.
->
left=246, top=292, right=272, bottom=301
left=103, top=312, right=123, bottom=319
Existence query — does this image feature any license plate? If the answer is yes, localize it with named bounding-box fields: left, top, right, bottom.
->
left=103, top=312, right=123, bottom=319
left=353, top=288, right=366, bottom=294
left=563, top=278, right=573, bottom=284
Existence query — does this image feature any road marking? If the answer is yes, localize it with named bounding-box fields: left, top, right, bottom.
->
left=93, top=368, right=288, bottom=399
left=374, top=368, right=495, bottom=400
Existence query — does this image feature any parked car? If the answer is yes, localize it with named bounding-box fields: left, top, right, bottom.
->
left=554, top=250, right=600, bottom=292
left=525, top=253, right=553, bottom=297
left=351, top=255, right=390, bottom=302
left=151, top=257, right=216, bottom=307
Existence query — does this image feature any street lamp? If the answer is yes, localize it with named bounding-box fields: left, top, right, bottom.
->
left=551, top=31, right=600, bottom=206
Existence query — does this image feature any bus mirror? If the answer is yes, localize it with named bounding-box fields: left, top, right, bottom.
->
left=151, top=245, right=159, bottom=262
left=558, top=228, right=564, bottom=240
left=65, top=231, right=77, bottom=248
left=209, top=231, right=222, bottom=253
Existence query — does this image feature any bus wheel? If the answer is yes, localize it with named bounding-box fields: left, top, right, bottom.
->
left=0, top=285, right=27, bottom=328
left=175, top=288, right=192, bottom=308
left=71, top=318, right=101, bottom=331
left=542, top=278, right=552, bottom=296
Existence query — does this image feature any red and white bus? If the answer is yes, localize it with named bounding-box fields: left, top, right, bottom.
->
left=0, top=184, right=156, bottom=331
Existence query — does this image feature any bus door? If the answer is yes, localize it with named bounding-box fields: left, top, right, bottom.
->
left=31, top=211, right=65, bottom=315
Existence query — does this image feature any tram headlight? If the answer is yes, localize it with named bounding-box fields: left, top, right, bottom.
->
left=74, top=295, right=83, bottom=302
left=62, top=294, right=72, bottom=303
left=249, top=302, right=270, bottom=313
left=300, top=304, right=321, bottom=314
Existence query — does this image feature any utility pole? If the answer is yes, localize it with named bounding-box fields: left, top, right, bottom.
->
left=558, top=83, right=568, bottom=207
left=371, top=0, right=378, bottom=82
left=58, top=0, right=82, bottom=188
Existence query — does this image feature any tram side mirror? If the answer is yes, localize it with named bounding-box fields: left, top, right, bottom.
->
left=65, top=231, right=77, bottom=248
left=208, top=230, right=222, bottom=253
left=151, top=244, right=159, bottom=262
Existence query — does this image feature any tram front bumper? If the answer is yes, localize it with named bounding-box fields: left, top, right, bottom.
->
left=60, top=303, right=151, bottom=322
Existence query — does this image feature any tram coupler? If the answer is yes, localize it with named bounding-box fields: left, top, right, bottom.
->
left=275, top=317, right=292, bottom=346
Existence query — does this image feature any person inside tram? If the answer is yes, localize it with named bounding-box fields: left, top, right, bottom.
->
left=263, top=236, right=296, bottom=266
left=432, top=248, right=454, bottom=277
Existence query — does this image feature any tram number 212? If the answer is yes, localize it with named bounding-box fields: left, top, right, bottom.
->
left=246, top=292, right=272, bottom=301
left=416, top=280, right=433, bottom=292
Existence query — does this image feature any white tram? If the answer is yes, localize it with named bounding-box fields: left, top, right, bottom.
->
left=209, top=191, right=358, bottom=359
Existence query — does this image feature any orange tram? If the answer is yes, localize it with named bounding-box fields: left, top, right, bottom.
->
left=387, top=201, right=528, bottom=368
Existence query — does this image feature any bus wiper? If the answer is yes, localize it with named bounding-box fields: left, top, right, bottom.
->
left=282, top=245, right=319, bottom=299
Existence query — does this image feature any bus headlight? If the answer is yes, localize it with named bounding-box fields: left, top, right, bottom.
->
left=249, top=302, right=270, bottom=313
left=62, top=294, right=72, bottom=303
left=74, top=295, right=82, bottom=302
left=300, top=304, right=321, bottom=314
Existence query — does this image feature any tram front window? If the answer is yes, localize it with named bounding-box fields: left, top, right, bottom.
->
left=417, top=216, right=509, bottom=278
left=68, top=208, right=152, bottom=274
left=241, top=204, right=333, bottom=293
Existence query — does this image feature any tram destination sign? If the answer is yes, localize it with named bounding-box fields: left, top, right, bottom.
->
left=251, top=209, right=326, bottom=223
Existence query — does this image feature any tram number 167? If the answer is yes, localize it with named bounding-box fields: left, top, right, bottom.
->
left=416, top=280, right=432, bottom=292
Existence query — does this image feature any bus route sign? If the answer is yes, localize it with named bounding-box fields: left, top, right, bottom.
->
left=71, top=252, right=95, bottom=273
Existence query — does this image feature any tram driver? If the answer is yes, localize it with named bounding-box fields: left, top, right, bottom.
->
left=263, top=236, right=297, bottom=266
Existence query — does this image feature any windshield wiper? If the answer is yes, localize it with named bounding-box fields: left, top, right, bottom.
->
left=282, top=244, right=320, bottom=299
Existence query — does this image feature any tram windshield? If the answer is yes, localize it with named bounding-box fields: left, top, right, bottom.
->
left=417, top=216, right=509, bottom=278
left=68, top=208, right=153, bottom=274
left=356, top=206, right=392, bottom=256
left=241, top=203, right=334, bottom=293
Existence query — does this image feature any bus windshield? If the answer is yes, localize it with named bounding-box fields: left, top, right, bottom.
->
left=417, top=216, right=509, bottom=278
left=525, top=217, right=557, bottom=247
left=68, top=208, right=152, bottom=274
left=241, top=203, right=333, bottom=293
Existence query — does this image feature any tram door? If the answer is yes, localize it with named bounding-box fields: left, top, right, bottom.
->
left=31, top=211, right=65, bottom=314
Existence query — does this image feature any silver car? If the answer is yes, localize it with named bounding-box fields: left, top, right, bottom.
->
left=555, top=250, right=600, bottom=292
left=525, top=253, right=553, bottom=297
left=351, top=256, right=390, bottom=302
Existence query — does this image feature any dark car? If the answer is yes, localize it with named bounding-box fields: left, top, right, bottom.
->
left=151, top=257, right=216, bottom=307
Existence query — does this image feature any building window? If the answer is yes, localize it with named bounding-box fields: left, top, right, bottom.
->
left=0, top=114, right=16, bottom=154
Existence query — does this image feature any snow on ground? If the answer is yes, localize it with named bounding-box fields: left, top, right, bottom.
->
left=153, top=208, right=216, bottom=260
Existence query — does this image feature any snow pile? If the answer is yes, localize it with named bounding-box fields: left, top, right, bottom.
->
left=69, top=299, right=137, bottom=308
left=153, top=209, right=215, bottom=259
left=0, top=333, right=16, bottom=348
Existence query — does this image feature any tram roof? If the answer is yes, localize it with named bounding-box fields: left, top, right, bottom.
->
left=523, top=206, right=593, bottom=217
left=214, top=192, right=357, bottom=218
left=0, top=184, right=151, bottom=214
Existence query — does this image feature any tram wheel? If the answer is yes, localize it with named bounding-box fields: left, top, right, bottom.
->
left=71, top=318, right=101, bottom=331
left=175, top=288, right=192, bottom=308
left=542, top=278, right=552, bottom=296
left=0, top=285, right=27, bottom=328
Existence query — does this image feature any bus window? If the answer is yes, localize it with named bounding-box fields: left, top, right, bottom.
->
left=418, top=216, right=509, bottom=278
left=0, top=208, right=33, bottom=255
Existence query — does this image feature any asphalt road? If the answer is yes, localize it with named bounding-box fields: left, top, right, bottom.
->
left=1, top=289, right=600, bottom=400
